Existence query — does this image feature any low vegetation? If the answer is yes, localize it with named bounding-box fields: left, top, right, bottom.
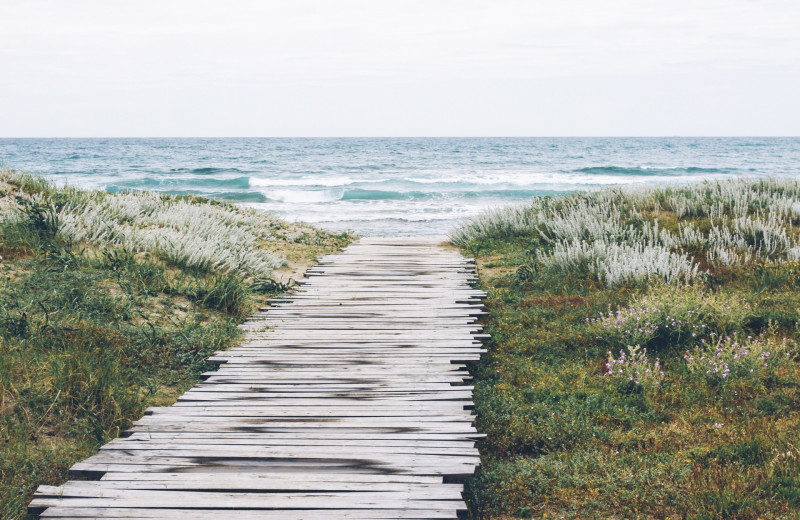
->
left=453, top=179, right=800, bottom=519
left=0, top=169, right=352, bottom=519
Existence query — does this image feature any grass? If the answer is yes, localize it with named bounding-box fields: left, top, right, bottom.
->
left=0, top=170, right=353, bottom=519
left=453, top=179, right=800, bottom=519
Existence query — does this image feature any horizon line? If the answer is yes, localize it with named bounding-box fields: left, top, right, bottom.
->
left=2, top=135, right=800, bottom=139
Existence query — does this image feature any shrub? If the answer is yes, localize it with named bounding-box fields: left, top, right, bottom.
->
left=200, top=273, right=252, bottom=317
left=450, top=178, right=800, bottom=282
left=1, top=170, right=285, bottom=278
left=0, top=194, right=60, bottom=254
left=540, top=238, right=701, bottom=287
left=605, top=344, right=665, bottom=392
left=684, top=332, right=795, bottom=386
left=591, top=283, right=750, bottom=351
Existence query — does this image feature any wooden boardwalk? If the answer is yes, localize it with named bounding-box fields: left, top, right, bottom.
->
left=30, top=237, right=487, bottom=519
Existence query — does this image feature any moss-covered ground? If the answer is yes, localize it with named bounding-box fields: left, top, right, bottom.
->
left=463, top=235, right=800, bottom=519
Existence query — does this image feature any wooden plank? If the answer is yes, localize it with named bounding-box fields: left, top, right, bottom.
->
left=39, top=508, right=460, bottom=519
left=66, top=462, right=478, bottom=479
left=30, top=493, right=466, bottom=510
left=94, top=445, right=479, bottom=457
left=123, top=432, right=485, bottom=441
left=38, top=482, right=465, bottom=497
left=123, top=424, right=481, bottom=434
left=118, top=436, right=476, bottom=447
left=98, top=471, right=447, bottom=483
left=144, top=407, right=475, bottom=417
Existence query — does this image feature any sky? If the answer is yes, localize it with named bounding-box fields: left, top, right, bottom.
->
left=1, top=0, right=799, bottom=137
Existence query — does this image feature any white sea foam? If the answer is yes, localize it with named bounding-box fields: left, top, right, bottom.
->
left=251, top=198, right=486, bottom=226
left=250, top=176, right=359, bottom=187
left=403, top=171, right=734, bottom=187
left=265, top=189, right=344, bottom=203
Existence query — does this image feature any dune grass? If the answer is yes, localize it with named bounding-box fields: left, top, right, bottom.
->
left=453, top=179, right=800, bottom=519
left=0, top=170, right=353, bottom=519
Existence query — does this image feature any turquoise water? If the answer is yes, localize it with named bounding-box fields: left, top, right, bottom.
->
left=1, top=137, right=799, bottom=235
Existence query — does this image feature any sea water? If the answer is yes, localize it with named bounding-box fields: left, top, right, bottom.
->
left=1, top=137, right=799, bottom=236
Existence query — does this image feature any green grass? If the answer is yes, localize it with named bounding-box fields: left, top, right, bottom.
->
left=455, top=182, right=800, bottom=519
left=0, top=171, right=353, bottom=520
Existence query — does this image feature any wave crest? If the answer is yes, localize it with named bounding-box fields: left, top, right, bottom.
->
left=574, top=166, right=729, bottom=176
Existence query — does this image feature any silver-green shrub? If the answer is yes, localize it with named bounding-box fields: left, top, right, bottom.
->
left=2, top=170, right=284, bottom=277
left=57, top=192, right=284, bottom=277
left=450, top=178, right=800, bottom=286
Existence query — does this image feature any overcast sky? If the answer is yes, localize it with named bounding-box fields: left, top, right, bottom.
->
left=1, top=0, right=799, bottom=137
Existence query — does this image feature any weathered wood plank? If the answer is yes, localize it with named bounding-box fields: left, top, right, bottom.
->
left=39, top=508, right=460, bottom=519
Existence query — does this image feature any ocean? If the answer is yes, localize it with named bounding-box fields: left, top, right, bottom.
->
left=1, top=137, right=799, bottom=236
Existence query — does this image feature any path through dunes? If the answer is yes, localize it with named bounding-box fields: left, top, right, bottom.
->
left=29, top=237, right=487, bottom=519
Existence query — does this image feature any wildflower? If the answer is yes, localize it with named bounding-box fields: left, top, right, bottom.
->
left=605, top=345, right=664, bottom=390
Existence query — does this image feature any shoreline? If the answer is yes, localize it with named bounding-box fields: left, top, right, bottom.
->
left=5, top=136, right=798, bottom=238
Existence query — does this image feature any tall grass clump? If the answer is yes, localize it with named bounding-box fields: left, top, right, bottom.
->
left=451, top=178, right=800, bottom=288
left=200, top=273, right=252, bottom=317
left=0, top=169, right=353, bottom=519
left=454, top=177, right=800, bottom=519
left=57, top=190, right=285, bottom=276
left=542, top=238, right=700, bottom=286
left=2, top=169, right=285, bottom=278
